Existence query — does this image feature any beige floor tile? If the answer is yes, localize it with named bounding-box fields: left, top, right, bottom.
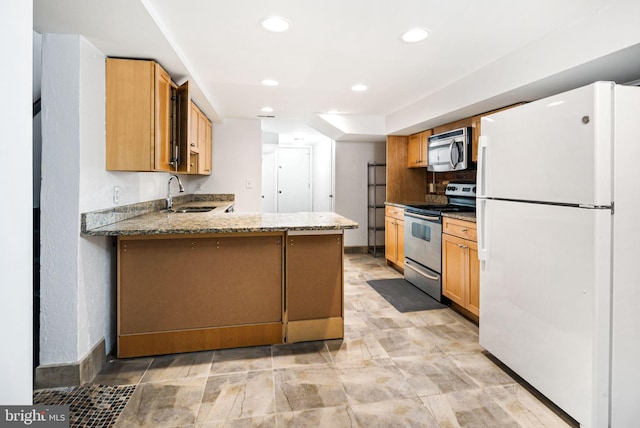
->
left=274, top=365, right=347, bottom=413
left=422, top=388, right=525, bottom=427
left=351, top=398, right=439, bottom=427
left=419, top=323, right=484, bottom=355
left=484, top=384, right=572, bottom=428
left=326, top=334, right=389, bottom=363
left=374, top=326, right=442, bottom=357
left=392, top=353, right=479, bottom=396
left=92, top=356, right=153, bottom=386
left=276, top=405, right=357, bottom=427
left=406, top=308, right=461, bottom=327
left=361, top=308, right=416, bottom=332
left=271, top=341, right=331, bottom=369
left=449, top=352, right=517, bottom=388
left=196, top=371, right=275, bottom=423
left=195, top=414, right=276, bottom=427
left=211, top=346, right=272, bottom=375
left=141, top=351, right=214, bottom=383
left=115, top=377, right=207, bottom=427
left=336, top=358, right=416, bottom=406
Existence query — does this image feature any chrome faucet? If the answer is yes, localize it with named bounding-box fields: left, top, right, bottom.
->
left=167, top=174, right=185, bottom=209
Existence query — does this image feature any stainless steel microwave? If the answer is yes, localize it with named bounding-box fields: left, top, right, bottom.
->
left=427, top=127, right=471, bottom=172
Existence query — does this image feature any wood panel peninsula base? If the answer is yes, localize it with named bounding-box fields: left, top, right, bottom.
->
left=117, top=230, right=345, bottom=358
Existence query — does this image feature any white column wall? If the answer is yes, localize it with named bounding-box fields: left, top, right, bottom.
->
left=199, top=119, right=262, bottom=212
left=335, top=140, right=386, bottom=247
left=40, top=34, right=82, bottom=364
left=40, top=34, right=175, bottom=366
left=0, top=0, right=33, bottom=405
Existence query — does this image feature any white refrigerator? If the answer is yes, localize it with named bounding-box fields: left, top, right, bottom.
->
left=477, top=81, right=640, bottom=427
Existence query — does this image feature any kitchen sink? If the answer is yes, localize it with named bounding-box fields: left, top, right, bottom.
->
left=166, top=206, right=216, bottom=213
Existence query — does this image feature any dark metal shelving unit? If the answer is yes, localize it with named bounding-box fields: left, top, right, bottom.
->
left=367, top=162, right=386, bottom=257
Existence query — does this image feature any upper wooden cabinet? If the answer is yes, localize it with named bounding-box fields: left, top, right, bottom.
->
left=107, top=58, right=213, bottom=175
left=176, top=85, right=212, bottom=175
left=202, top=118, right=213, bottom=175
left=193, top=102, right=213, bottom=175
left=106, top=58, right=178, bottom=172
left=407, top=130, right=431, bottom=168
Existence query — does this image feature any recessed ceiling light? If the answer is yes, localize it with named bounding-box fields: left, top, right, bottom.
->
left=261, top=16, right=291, bottom=33
left=261, top=106, right=274, bottom=112
left=261, top=79, right=279, bottom=86
left=351, top=84, right=368, bottom=92
left=401, top=28, right=429, bottom=43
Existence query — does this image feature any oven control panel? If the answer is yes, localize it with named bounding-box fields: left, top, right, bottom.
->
left=445, top=183, right=476, bottom=197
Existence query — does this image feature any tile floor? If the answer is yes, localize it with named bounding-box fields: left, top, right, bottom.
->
left=93, top=253, right=577, bottom=427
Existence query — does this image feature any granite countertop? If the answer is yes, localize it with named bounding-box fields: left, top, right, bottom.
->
left=442, top=212, right=476, bottom=223
left=81, top=194, right=358, bottom=236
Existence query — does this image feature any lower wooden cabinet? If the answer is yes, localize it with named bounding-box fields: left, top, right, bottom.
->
left=117, top=230, right=346, bottom=357
left=385, top=205, right=404, bottom=270
left=442, top=217, right=479, bottom=318
left=285, top=231, right=344, bottom=343
left=117, top=233, right=284, bottom=357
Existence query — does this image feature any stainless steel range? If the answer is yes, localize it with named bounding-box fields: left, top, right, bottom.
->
left=404, top=182, right=476, bottom=301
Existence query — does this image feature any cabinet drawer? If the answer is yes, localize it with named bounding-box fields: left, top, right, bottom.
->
left=443, top=217, right=477, bottom=241
left=385, top=205, right=404, bottom=220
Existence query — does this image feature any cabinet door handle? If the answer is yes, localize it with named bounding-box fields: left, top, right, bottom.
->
left=461, top=228, right=468, bottom=232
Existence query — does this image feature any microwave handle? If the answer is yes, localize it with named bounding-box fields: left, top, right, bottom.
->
left=449, top=140, right=458, bottom=169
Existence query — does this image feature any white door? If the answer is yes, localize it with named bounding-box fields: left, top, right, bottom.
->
left=478, top=198, right=612, bottom=427
left=277, top=147, right=311, bottom=213
left=261, top=151, right=276, bottom=213
left=478, top=82, right=612, bottom=206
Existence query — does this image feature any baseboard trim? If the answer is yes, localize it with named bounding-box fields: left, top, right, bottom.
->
left=35, top=339, right=106, bottom=389
left=344, top=246, right=368, bottom=254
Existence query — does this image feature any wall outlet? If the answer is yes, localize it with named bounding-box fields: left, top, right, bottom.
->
left=195, top=181, right=203, bottom=191
left=246, top=178, right=254, bottom=189
left=113, top=186, right=120, bottom=204
left=428, top=183, right=435, bottom=193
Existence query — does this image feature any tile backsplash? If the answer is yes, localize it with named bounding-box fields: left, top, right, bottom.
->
left=426, top=168, right=477, bottom=195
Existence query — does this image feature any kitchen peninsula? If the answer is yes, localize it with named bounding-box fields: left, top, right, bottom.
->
left=82, top=195, right=358, bottom=358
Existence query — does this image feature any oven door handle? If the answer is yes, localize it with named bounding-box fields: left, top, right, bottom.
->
left=405, top=262, right=439, bottom=281
left=405, top=212, right=440, bottom=222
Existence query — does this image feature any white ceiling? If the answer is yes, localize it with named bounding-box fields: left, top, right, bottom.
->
left=33, top=0, right=640, bottom=139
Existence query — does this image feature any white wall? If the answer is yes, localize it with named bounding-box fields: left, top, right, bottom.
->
left=386, top=2, right=640, bottom=134
left=1, top=0, right=33, bottom=405
left=198, top=118, right=262, bottom=212
left=335, top=140, right=386, bottom=247
left=40, top=34, right=174, bottom=366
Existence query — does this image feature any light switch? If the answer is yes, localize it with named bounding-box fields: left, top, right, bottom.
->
left=246, top=178, right=254, bottom=189
left=113, top=186, right=120, bottom=204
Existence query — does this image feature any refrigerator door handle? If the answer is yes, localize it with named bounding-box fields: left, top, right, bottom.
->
left=477, top=135, right=488, bottom=197
left=477, top=198, right=488, bottom=262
